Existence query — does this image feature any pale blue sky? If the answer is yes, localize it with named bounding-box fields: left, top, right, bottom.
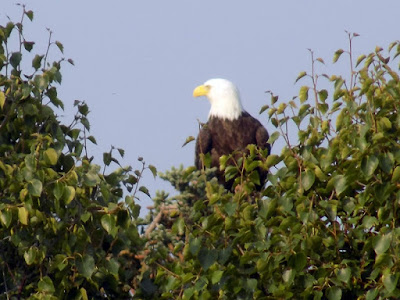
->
left=2, top=1, right=399, bottom=209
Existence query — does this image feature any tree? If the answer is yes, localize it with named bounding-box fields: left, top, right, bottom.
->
left=139, top=35, right=400, bottom=299
left=0, top=7, right=152, bottom=298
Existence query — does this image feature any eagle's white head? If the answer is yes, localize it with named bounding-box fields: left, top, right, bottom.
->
left=193, top=78, right=243, bottom=121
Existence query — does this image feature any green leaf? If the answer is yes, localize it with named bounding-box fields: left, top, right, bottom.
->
left=333, top=49, right=344, bottom=63
left=80, top=288, right=88, bottom=300
left=373, top=234, right=391, bottom=255
left=267, top=131, right=280, bottom=145
left=24, top=247, right=37, bottom=265
left=356, top=54, right=366, bottom=67
left=103, top=152, right=112, bottom=165
left=302, top=169, right=315, bottom=191
left=183, top=287, right=195, bottom=299
left=383, top=273, right=398, bottom=293
left=53, top=182, right=65, bottom=201
left=211, top=270, right=224, bottom=284
left=83, top=170, right=100, bottom=186
left=44, top=148, right=58, bottom=165
left=81, top=117, right=90, bottom=130
left=336, top=267, right=351, bottom=283
left=23, top=41, right=35, bottom=52
left=292, top=252, right=307, bottom=271
left=55, top=41, right=64, bottom=53
left=299, top=86, right=309, bottom=103
left=62, top=186, right=75, bottom=204
left=32, top=54, right=43, bottom=70
left=101, top=214, right=117, bottom=236
left=295, top=71, right=307, bottom=83
left=148, top=164, right=157, bottom=178
left=87, top=135, right=97, bottom=144
left=0, top=209, right=12, bottom=228
left=366, top=289, right=379, bottom=300
left=25, top=10, right=34, bottom=21
left=10, top=52, right=22, bottom=68
left=38, top=276, right=55, bottom=293
left=333, top=175, right=347, bottom=196
left=76, top=255, right=95, bottom=279
left=326, top=286, right=342, bottom=300
left=139, top=186, right=150, bottom=197
left=18, top=206, right=29, bottom=225
left=34, top=74, right=49, bottom=91
left=362, top=216, right=378, bottom=230
left=0, top=91, right=5, bottom=110
left=5, top=21, right=14, bottom=38
left=282, top=268, right=294, bottom=284
left=28, top=179, right=43, bottom=197
left=182, top=136, right=195, bottom=147
left=189, top=237, right=202, bottom=255
left=198, top=248, right=218, bottom=271
left=277, top=102, right=287, bottom=114
left=361, top=155, right=379, bottom=178
left=391, top=166, right=400, bottom=183
left=265, top=154, right=281, bottom=168
left=53, top=254, right=68, bottom=271
left=318, top=89, right=328, bottom=103
left=259, top=104, right=269, bottom=114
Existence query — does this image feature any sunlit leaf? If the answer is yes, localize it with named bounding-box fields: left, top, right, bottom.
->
left=383, top=273, right=398, bottom=293
left=62, top=186, right=75, bottom=204
left=267, top=131, right=280, bottom=145
left=361, top=155, right=379, bottom=178
left=28, top=179, right=43, bottom=197
left=295, top=71, right=307, bottom=83
left=373, top=234, right=391, bottom=255
left=38, top=276, right=55, bottom=293
left=44, top=148, right=58, bottom=165
left=0, top=209, right=12, bottom=228
left=182, top=136, right=195, bottom=147
left=299, top=86, right=309, bottom=103
left=0, top=91, right=5, bottom=110
left=18, top=206, right=29, bottom=225
left=333, top=49, right=344, bottom=63
left=302, top=169, right=315, bottom=191
left=333, top=175, right=347, bottom=196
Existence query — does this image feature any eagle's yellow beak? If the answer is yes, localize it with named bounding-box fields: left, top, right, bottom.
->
left=193, top=85, right=210, bottom=98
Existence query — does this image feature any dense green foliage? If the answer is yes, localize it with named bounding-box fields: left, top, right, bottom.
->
left=2, top=7, right=400, bottom=300
left=141, top=36, right=400, bottom=299
left=0, top=8, right=151, bottom=299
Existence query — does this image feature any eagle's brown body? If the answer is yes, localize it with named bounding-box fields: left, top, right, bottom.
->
left=195, top=111, right=270, bottom=190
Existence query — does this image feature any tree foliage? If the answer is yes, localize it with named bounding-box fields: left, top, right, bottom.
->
left=3, top=6, right=400, bottom=300
left=140, top=34, right=400, bottom=299
left=0, top=7, right=151, bottom=299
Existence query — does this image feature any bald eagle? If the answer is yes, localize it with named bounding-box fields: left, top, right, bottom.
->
left=193, top=78, right=270, bottom=190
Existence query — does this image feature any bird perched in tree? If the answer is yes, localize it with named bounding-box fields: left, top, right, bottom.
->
left=193, top=78, right=270, bottom=190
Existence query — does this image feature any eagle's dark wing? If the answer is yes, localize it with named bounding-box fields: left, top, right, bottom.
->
left=255, top=124, right=270, bottom=153
left=195, top=125, right=212, bottom=170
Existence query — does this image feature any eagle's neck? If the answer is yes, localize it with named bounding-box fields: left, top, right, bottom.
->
left=208, top=94, right=243, bottom=121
